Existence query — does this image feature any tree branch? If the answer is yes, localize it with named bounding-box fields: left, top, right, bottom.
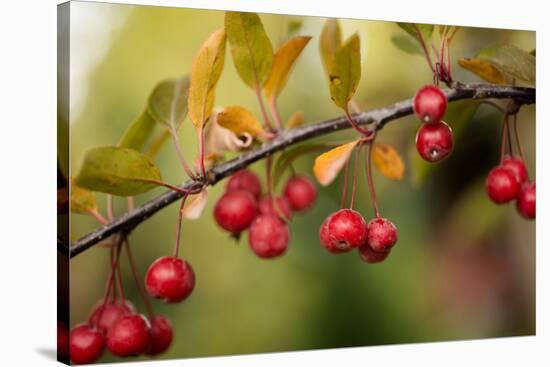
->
left=65, top=83, right=535, bottom=258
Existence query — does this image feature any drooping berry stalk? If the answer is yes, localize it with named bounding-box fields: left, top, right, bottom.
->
left=173, top=191, right=191, bottom=258
left=340, top=151, right=352, bottom=209
left=365, top=142, right=381, bottom=218
left=124, top=239, right=155, bottom=320
left=349, top=145, right=361, bottom=210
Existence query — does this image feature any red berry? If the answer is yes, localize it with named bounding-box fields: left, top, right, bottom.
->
left=106, top=314, right=151, bottom=357
left=416, top=120, right=454, bottom=162
left=516, top=182, right=536, bottom=219
left=283, top=175, right=317, bottom=212
left=366, top=217, right=398, bottom=252
left=486, top=166, right=520, bottom=204
left=214, top=190, right=258, bottom=234
left=258, top=195, right=292, bottom=220
left=145, top=256, right=195, bottom=303
left=147, top=315, right=173, bottom=356
left=413, top=85, right=447, bottom=123
left=226, top=169, right=262, bottom=200
left=248, top=214, right=290, bottom=258
left=502, top=156, right=528, bottom=184
left=88, top=300, right=135, bottom=332
left=70, top=324, right=105, bottom=364
left=358, top=244, right=390, bottom=263
left=319, top=209, right=368, bottom=253
left=57, top=321, right=69, bottom=361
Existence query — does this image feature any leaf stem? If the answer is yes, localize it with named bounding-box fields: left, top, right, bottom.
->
left=255, top=84, right=275, bottom=131
left=344, top=106, right=371, bottom=136
left=170, top=129, right=197, bottom=179
left=198, top=125, right=207, bottom=178
left=107, top=195, right=114, bottom=222
left=87, top=209, right=109, bottom=225
left=413, top=24, right=436, bottom=75
left=269, top=99, right=283, bottom=130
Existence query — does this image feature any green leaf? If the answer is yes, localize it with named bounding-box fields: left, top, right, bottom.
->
left=70, top=178, right=98, bottom=214
left=458, top=57, right=508, bottom=84
left=188, top=28, right=227, bottom=129
left=75, top=146, right=162, bottom=196
left=319, top=18, right=342, bottom=74
left=287, top=19, right=303, bottom=36
left=118, top=109, right=156, bottom=151
left=328, top=33, right=361, bottom=109
left=273, top=143, right=329, bottom=188
left=477, top=44, right=535, bottom=84
left=397, top=23, right=434, bottom=44
left=148, top=76, right=190, bottom=131
left=225, top=11, right=273, bottom=88
left=391, top=35, right=423, bottom=55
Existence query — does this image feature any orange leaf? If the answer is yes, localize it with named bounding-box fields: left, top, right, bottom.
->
left=286, top=111, right=304, bottom=128
left=181, top=190, right=209, bottom=220
left=313, top=140, right=359, bottom=186
left=372, top=144, right=405, bottom=180
left=458, top=58, right=507, bottom=85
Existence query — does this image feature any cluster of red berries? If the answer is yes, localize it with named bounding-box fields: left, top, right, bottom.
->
left=320, top=209, right=397, bottom=263
left=414, top=85, right=454, bottom=163
left=213, top=169, right=317, bottom=258
left=69, top=298, right=173, bottom=364
left=486, top=156, right=536, bottom=219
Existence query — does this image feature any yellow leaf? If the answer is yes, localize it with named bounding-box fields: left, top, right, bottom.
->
left=225, top=12, right=273, bottom=88
left=216, top=106, right=264, bottom=137
left=181, top=190, right=209, bottom=220
left=263, top=36, right=311, bottom=101
left=319, top=19, right=342, bottom=74
left=313, top=140, right=359, bottom=186
left=188, top=28, right=227, bottom=129
left=458, top=58, right=507, bottom=85
left=70, top=177, right=98, bottom=214
left=372, top=144, right=405, bottom=180
left=329, top=33, right=361, bottom=109
left=286, top=111, right=304, bottom=128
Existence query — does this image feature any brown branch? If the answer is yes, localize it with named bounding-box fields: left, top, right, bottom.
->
left=64, top=82, right=535, bottom=258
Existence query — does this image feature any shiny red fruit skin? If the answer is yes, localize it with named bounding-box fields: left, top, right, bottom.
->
left=106, top=314, right=151, bottom=357
left=248, top=214, right=290, bottom=258
left=283, top=176, right=317, bottom=212
left=147, top=315, right=173, bottom=356
left=88, top=300, right=135, bottom=332
left=226, top=169, right=262, bottom=200
left=416, top=120, right=454, bottom=162
left=366, top=217, right=398, bottom=252
left=413, top=85, right=447, bottom=123
left=516, top=182, right=536, bottom=219
left=358, top=243, right=391, bottom=263
left=319, top=209, right=368, bottom=253
left=70, top=324, right=105, bottom=365
left=145, top=256, right=195, bottom=303
left=258, top=195, right=292, bottom=220
left=502, top=156, right=528, bottom=184
left=214, top=190, right=258, bottom=234
left=486, top=166, right=520, bottom=204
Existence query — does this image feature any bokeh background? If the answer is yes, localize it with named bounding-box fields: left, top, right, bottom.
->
left=65, top=2, right=535, bottom=363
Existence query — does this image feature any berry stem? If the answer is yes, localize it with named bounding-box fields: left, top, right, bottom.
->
left=115, top=261, right=126, bottom=302
left=340, top=152, right=351, bottom=209
left=266, top=154, right=273, bottom=200
left=94, top=237, right=123, bottom=328
left=87, top=209, right=109, bottom=225
left=127, top=197, right=135, bottom=212
left=107, top=195, right=114, bottom=222
left=500, top=113, right=510, bottom=163
left=506, top=113, right=514, bottom=156
left=512, top=113, right=525, bottom=161
left=255, top=84, right=275, bottom=132
left=124, top=239, right=155, bottom=320
left=365, top=142, right=381, bottom=218
left=173, top=192, right=191, bottom=258
left=349, top=145, right=361, bottom=210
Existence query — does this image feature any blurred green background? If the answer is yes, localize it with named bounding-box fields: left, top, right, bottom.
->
left=66, top=2, right=535, bottom=363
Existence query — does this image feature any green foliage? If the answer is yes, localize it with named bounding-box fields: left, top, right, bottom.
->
left=319, top=18, right=342, bottom=74
left=396, top=23, right=434, bottom=44
left=328, top=33, right=361, bottom=109
left=70, top=178, right=98, bottom=214
left=148, top=76, right=190, bottom=131
left=477, top=44, right=535, bottom=84
left=118, top=109, right=157, bottom=151
left=225, top=11, right=274, bottom=88
left=75, top=146, right=162, bottom=196
left=391, top=35, right=423, bottom=55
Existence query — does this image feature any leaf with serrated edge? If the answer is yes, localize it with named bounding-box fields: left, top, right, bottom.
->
left=75, top=146, right=162, bottom=196
left=225, top=12, right=273, bottom=88
left=286, top=111, right=304, bottom=128
left=477, top=44, right=535, bottom=84
left=458, top=58, right=508, bottom=85
left=319, top=18, right=342, bottom=74
left=391, top=35, right=422, bottom=55
left=314, top=140, right=359, bottom=186
left=216, top=106, right=264, bottom=137
left=264, top=36, right=311, bottom=101
left=118, top=109, right=156, bottom=151
left=148, top=76, right=190, bottom=131
left=188, top=28, right=227, bottom=129
left=372, top=144, right=405, bottom=180
left=273, top=143, right=328, bottom=188
left=182, top=189, right=209, bottom=220
left=70, top=178, right=98, bottom=214
left=328, top=34, right=361, bottom=109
